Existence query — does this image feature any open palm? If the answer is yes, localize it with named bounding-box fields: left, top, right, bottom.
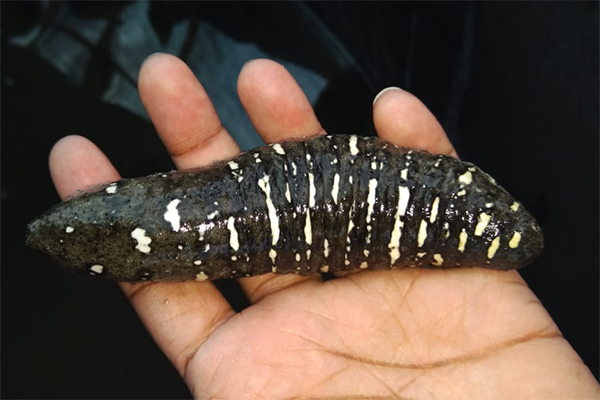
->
left=49, top=54, right=598, bottom=399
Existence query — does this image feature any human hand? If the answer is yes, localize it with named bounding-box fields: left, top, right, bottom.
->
left=48, top=54, right=599, bottom=399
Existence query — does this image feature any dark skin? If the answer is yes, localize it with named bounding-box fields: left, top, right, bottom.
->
left=49, top=54, right=599, bottom=399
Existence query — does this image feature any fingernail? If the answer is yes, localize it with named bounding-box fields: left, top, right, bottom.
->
left=142, top=52, right=164, bottom=65
left=242, top=59, right=257, bottom=69
left=373, top=86, right=403, bottom=105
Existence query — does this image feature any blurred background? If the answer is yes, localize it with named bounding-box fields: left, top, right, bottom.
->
left=2, top=1, right=598, bottom=398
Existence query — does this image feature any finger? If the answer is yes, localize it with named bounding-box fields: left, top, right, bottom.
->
left=373, top=87, right=458, bottom=158
left=236, top=59, right=326, bottom=302
left=50, top=135, right=121, bottom=198
left=136, top=54, right=244, bottom=375
left=237, top=58, right=325, bottom=143
left=50, top=135, right=235, bottom=376
left=138, top=53, right=240, bottom=169
left=333, top=88, right=458, bottom=280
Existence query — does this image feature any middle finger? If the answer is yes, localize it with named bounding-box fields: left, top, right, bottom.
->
left=236, top=59, right=327, bottom=302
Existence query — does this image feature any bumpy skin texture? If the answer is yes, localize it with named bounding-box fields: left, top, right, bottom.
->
left=27, top=135, right=543, bottom=281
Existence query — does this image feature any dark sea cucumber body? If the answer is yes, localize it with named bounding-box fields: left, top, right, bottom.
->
left=26, top=135, right=544, bottom=281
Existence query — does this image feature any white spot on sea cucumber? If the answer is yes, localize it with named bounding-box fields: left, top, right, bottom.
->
left=398, top=186, right=410, bottom=216
left=432, top=254, right=444, bottom=266
left=359, top=262, right=368, bottom=269
left=65, top=226, right=74, bottom=233
left=443, top=222, right=450, bottom=239
left=253, top=153, right=260, bottom=158
left=509, top=232, right=522, bottom=249
left=349, top=135, right=359, bottom=155
left=237, top=176, right=244, bottom=183
left=430, top=197, right=440, bottom=223
left=511, top=202, right=520, bottom=212
left=320, top=265, right=329, bottom=273
left=458, top=229, right=468, bottom=252
left=349, top=176, right=353, bottom=184
left=255, top=158, right=262, bottom=163
left=131, top=228, right=152, bottom=254
left=371, top=161, right=377, bottom=170
left=389, top=186, right=410, bottom=265
left=90, top=265, right=104, bottom=274
left=308, top=172, right=316, bottom=208
left=207, top=210, right=219, bottom=220
left=331, top=173, right=340, bottom=205
left=105, top=183, right=117, bottom=194
left=291, top=162, right=297, bottom=175
left=196, top=272, right=208, bottom=281
left=193, top=260, right=202, bottom=265
left=273, top=143, right=285, bottom=155
left=227, top=216, right=239, bottom=251
left=457, top=189, right=467, bottom=196
left=344, top=259, right=351, bottom=266
left=346, top=217, right=354, bottom=244
left=485, top=203, right=494, bottom=208
left=332, top=158, right=338, bottom=165
left=231, top=256, right=237, bottom=261
left=295, top=253, right=301, bottom=262
left=269, top=249, right=277, bottom=264
left=306, top=249, right=311, bottom=260
left=198, top=223, right=211, bottom=241
left=178, top=245, right=183, bottom=250
left=366, top=179, right=378, bottom=223
left=468, top=167, right=476, bottom=172
left=417, top=220, right=428, bottom=247
left=324, top=239, right=330, bottom=258
left=228, top=161, right=239, bottom=170
left=272, top=266, right=277, bottom=273
left=285, top=183, right=291, bottom=203
left=487, top=236, right=501, bottom=259
left=458, top=171, right=473, bottom=185
left=258, top=175, right=280, bottom=246
left=434, top=159, right=442, bottom=168
left=304, top=210, right=313, bottom=245
left=400, top=169, right=408, bottom=180
left=364, top=249, right=370, bottom=257
left=474, top=212, right=492, bottom=236
left=164, top=199, right=182, bottom=231
left=417, top=252, right=426, bottom=258
left=161, top=174, right=168, bottom=178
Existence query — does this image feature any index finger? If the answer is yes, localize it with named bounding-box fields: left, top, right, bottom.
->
left=138, top=53, right=241, bottom=169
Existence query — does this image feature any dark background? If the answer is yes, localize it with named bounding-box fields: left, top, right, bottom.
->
left=2, top=2, right=598, bottom=398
